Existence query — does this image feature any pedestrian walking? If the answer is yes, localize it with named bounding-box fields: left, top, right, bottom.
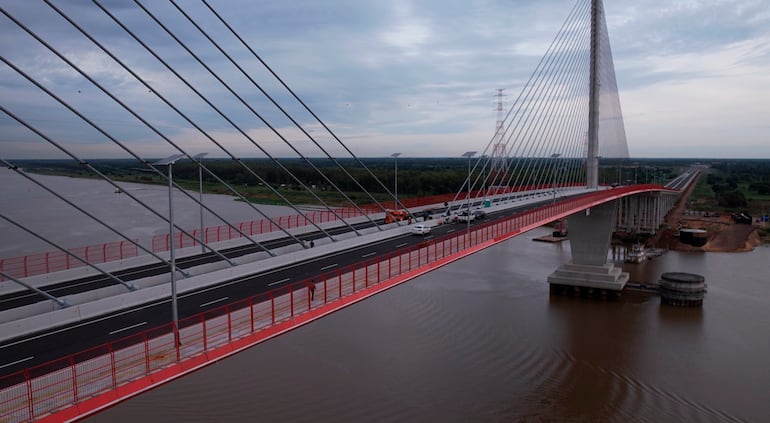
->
left=310, top=240, right=315, bottom=248
left=309, top=279, right=316, bottom=300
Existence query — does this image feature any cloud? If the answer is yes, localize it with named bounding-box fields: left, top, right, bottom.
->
left=617, top=28, right=770, bottom=157
left=1, top=0, right=768, bottom=159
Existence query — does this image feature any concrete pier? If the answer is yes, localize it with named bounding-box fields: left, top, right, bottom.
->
left=548, top=200, right=629, bottom=292
left=615, top=191, right=678, bottom=234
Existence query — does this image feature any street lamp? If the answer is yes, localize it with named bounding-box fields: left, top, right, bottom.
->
left=481, top=154, right=488, bottom=200
left=462, top=151, right=476, bottom=240
left=550, top=153, right=561, bottom=203
left=193, top=153, right=208, bottom=253
left=391, top=152, right=401, bottom=210
left=153, top=153, right=186, bottom=345
left=633, top=162, right=638, bottom=184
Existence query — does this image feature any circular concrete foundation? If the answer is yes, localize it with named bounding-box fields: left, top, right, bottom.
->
left=659, top=272, right=706, bottom=307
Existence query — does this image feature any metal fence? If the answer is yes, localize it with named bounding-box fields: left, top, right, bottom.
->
left=0, top=240, right=139, bottom=282
left=0, top=205, right=376, bottom=281
left=0, top=186, right=659, bottom=422
left=0, top=187, right=573, bottom=281
left=150, top=207, right=378, bottom=253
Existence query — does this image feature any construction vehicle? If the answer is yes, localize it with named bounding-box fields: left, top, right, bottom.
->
left=385, top=209, right=410, bottom=224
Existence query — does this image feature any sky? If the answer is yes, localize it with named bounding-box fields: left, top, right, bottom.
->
left=0, top=0, right=769, bottom=160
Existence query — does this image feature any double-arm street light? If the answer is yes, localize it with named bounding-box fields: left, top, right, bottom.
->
left=193, top=153, right=208, bottom=253
left=481, top=154, right=488, bottom=200
left=153, top=153, right=186, bottom=345
left=391, top=152, right=401, bottom=210
left=550, top=153, right=561, bottom=203
left=633, top=161, right=639, bottom=184
left=462, top=151, right=477, bottom=239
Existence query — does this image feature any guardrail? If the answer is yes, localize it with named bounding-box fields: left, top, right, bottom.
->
left=0, top=185, right=663, bottom=422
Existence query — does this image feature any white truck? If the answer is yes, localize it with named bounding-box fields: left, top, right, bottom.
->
left=456, top=211, right=475, bottom=223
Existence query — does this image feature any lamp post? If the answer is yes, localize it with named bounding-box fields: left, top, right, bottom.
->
left=462, top=151, right=476, bottom=241
left=391, top=152, right=401, bottom=210
left=193, top=153, right=208, bottom=253
left=481, top=154, right=488, bottom=200
left=550, top=153, right=561, bottom=203
left=153, top=153, right=186, bottom=345
left=633, top=162, right=638, bottom=184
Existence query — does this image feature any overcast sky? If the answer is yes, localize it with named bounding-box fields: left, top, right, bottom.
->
left=1, top=0, right=769, bottom=159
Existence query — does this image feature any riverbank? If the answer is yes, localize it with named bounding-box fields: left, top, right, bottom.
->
left=654, top=219, right=761, bottom=252
left=650, top=171, right=765, bottom=252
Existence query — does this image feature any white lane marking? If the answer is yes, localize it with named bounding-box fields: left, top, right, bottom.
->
left=199, top=297, right=229, bottom=308
left=0, top=356, right=34, bottom=370
left=268, top=278, right=290, bottom=287
left=0, top=300, right=168, bottom=350
left=320, top=263, right=338, bottom=271
left=447, top=229, right=456, bottom=233
left=1, top=228, right=417, bottom=349
left=108, top=321, right=147, bottom=336
left=361, top=252, right=376, bottom=258
left=184, top=233, right=413, bottom=298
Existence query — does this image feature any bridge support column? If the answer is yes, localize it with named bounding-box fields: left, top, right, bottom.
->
left=548, top=200, right=629, bottom=292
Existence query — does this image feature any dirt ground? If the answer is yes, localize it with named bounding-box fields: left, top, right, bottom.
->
left=650, top=174, right=762, bottom=253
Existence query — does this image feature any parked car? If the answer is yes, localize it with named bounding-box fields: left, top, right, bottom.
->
left=472, top=209, right=486, bottom=219
left=411, top=224, right=431, bottom=235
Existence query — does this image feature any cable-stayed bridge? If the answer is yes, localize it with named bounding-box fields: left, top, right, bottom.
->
left=0, top=1, right=696, bottom=421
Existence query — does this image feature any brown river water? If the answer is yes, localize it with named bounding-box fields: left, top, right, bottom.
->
left=84, top=226, right=769, bottom=422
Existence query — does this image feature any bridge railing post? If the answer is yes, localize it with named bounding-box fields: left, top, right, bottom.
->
left=141, top=333, right=150, bottom=375
left=25, top=369, right=34, bottom=420
left=108, top=343, right=117, bottom=390
left=432, top=242, right=436, bottom=262
left=270, top=292, right=275, bottom=325
left=249, top=297, right=255, bottom=333
left=290, top=287, right=294, bottom=317
left=200, top=314, right=207, bottom=351
left=363, top=261, right=367, bottom=289
left=224, top=305, right=231, bottom=343
left=69, top=356, right=79, bottom=403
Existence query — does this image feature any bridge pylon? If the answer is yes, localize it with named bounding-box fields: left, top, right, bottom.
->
left=547, top=200, right=629, bottom=293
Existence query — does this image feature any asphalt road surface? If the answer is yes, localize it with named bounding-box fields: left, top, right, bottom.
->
left=0, top=196, right=552, bottom=380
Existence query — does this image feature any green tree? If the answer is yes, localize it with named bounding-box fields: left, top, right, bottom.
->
left=717, top=190, right=747, bottom=208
